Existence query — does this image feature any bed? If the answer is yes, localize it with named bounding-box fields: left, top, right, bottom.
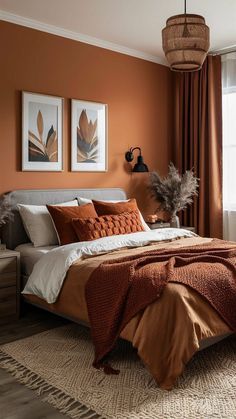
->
left=2, top=188, right=234, bottom=390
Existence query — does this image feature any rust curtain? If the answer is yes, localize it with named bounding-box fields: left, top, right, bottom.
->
left=173, top=55, right=223, bottom=238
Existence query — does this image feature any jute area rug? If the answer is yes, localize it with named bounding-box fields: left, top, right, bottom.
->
left=0, top=324, right=235, bottom=419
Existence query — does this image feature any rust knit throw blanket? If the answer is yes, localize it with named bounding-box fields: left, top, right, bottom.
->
left=85, top=240, right=236, bottom=368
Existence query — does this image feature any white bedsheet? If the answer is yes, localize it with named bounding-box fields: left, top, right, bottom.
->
left=22, top=229, right=196, bottom=304
left=15, top=243, right=58, bottom=276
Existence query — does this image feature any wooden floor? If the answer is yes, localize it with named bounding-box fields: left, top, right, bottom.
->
left=0, top=305, right=70, bottom=419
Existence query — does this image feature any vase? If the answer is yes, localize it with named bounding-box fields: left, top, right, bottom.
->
left=170, top=213, right=180, bottom=228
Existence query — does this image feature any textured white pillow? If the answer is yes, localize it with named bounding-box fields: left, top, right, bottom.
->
left=77, top=196, right=150, bottom=232
left=18, top=199, right=78, bottom=247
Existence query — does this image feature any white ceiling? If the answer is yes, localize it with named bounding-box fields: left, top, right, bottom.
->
left=1, top=0, right=236, bottom=64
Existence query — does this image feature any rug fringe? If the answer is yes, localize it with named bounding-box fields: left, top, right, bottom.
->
left=0, top=350, right=102, bottom=419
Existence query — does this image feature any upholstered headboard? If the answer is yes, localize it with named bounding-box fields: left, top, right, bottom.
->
left=1, top=188, right=127, bottom=250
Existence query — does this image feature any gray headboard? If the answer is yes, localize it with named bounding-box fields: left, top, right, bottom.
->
left=2, top=188, right=127, bottom=250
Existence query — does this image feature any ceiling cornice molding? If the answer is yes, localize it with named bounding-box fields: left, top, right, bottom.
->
left=0, top=9, right=167, bottom=66
left=211, top=45, right=236, bottom=56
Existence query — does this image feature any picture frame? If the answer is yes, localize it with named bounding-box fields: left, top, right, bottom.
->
left=71, top=99, right=108, bottom=172
left=22, top=92, right=63, bottom=171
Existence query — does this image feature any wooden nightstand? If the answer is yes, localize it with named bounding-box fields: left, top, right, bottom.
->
left=180, top=226, right=196, bottom=233
left=0, top=250, right=20, bottom=324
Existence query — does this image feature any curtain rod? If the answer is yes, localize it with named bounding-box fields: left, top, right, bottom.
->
left=211, top=47, right=236, bottom=56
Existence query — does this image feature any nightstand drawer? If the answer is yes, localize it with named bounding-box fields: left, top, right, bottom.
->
left=0, top=272, right=17, bottom=288
left=0, top=257, right=16, bottom=274
left=0, top=286, right=17, bottom=316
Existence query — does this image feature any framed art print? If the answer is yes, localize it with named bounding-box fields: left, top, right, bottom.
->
left=22, top=92, right=63, bottom=171
left=71, top=99, right=107, bottom=172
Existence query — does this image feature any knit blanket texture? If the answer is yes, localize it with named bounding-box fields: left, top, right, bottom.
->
left=85, top=239, right=236, bottom=369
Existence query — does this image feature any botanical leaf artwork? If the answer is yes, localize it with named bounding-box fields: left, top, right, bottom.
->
left=28, top=110, right=58, bottom=162
left=77, top=110, right=98, bottom=163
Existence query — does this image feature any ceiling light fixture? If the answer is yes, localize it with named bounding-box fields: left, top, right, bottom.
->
left=162, top=0, right=210, bottom=72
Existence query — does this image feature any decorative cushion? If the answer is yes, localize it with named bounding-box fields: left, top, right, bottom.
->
left=92, top=198, right=138, bottom=216
left=78, top=197, right=150, bottom=231
left=72, top=210, right=144, bottom=242
left=18, top=200, right=78, bottom=247
left=47, top=203, right=98, bottom=245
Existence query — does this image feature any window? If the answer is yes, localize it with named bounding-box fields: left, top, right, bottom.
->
left=222, top=88, right=236, bottom=210
left=222, top=53, right=236, bottom=210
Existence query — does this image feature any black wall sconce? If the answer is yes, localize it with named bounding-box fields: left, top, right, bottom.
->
left=125, top=147, right=149, bottom=172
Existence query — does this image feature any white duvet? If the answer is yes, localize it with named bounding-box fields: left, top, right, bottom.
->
left=22, top=228, right=196, bottom=304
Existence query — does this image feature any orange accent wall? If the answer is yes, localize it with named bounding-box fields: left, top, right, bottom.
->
left=0, top=21, right=173, bottom=216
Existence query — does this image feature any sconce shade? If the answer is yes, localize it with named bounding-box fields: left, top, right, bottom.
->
left=133, top=155, right=149, bottom=172
left=162, top=14, right=210, bottom=72
left=125, top=147, right=149, bottom=172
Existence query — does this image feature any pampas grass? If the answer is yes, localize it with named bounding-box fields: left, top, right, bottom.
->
left=0, top=195, right=14, bottom=227
left=149, top=163, right=198, bottom=216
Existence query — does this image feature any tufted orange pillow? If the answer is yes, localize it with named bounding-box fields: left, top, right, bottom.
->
left=72, top=210, right=144, bottom=241
left=47, top=203, right=98, bottom=245
left=92, top=198, right=139, bottom=216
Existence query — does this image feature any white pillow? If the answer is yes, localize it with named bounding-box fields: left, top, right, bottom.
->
left=18, top=199, right=78, bottom=247
left=77, top=197, right=150, bottom=232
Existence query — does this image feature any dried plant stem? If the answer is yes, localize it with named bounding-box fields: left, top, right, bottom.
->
left=149, top=163, right=199, bottom=216
left=0, top=195, right=14, bottom=227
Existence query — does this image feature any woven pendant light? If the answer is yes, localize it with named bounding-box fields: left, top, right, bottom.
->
left=162, top=0, right=210, bottom=72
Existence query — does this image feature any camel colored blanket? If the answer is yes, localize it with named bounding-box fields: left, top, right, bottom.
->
left=86, top=239, right=236, bottom=367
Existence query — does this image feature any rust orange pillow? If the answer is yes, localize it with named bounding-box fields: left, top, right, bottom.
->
left=47, top=203, right=98, bottom=245
left=72, top=210, right=144, bottom=242
left=92, top=198, right=139, bottom=216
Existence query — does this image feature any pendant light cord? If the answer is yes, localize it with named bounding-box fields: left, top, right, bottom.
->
left=183, top=0, right=189, bottom=37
